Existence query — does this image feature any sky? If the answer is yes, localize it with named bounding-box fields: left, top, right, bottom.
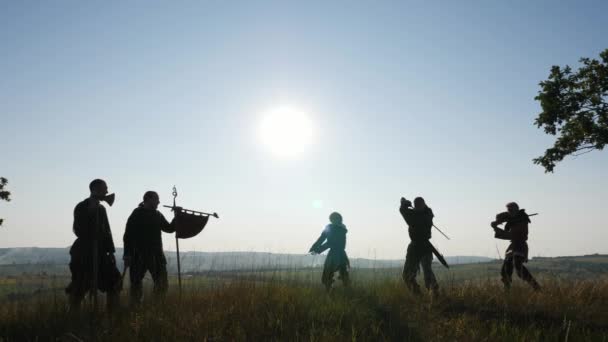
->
left=1, top=1, right=608, bottom=259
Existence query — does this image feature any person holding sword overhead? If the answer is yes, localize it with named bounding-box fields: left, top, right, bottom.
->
left=399, top=196, right=445, bottom=295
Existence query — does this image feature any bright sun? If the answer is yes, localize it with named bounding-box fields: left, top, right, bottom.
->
left=258, top=106, right=315, bottom=158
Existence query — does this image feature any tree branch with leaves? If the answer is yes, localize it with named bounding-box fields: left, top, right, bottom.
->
left=0, top=177, right=11, bottom=227
left=534, top=48, right=608, bottom=172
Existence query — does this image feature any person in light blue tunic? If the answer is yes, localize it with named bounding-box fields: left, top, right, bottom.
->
left=309, top=212, right=350, bottom=291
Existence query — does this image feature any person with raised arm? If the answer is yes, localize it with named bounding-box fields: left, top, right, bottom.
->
left=399, top=197, right=440, bottom=295
left=491, top=202, right=541, bottom=291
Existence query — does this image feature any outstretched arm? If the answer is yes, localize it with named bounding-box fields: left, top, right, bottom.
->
left=309, top=231, right=327, bottom=254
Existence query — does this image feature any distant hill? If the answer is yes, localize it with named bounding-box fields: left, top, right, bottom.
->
left=0, top=248, right=492, bottom=274
left=1, top=248, right=607, bottom=280
left=0, top=247, right=69, bottom=265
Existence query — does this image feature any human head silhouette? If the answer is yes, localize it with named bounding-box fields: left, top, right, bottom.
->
left=142, top=191, right=160, bottom=210
left=413, top=197, right=427, bottom=211
left=329, top=212, right=343, bottom=225
left=89, top=179, right=108, bottom=200
left=506, top=202, right=519, bottom=216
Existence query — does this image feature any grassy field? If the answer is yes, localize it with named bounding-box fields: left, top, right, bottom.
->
left=0, top=258, right=607, bottom=341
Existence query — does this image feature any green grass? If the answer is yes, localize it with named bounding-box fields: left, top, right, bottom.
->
left=1, top=270, right=607, bottom=341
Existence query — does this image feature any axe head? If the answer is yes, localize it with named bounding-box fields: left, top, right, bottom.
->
left=103, top=193, right=115, bottom=207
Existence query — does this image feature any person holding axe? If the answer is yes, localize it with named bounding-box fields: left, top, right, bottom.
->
left=66, top=179, right=121, bottom=311
left=491, top=202, right=541, bottom=291
left=123, top=191, right=177, bottom=305
left=399, top=196, right=443, bottom=295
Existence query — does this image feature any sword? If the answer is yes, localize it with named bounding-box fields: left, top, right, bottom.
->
left=428, top=242, right=449, bottom=269
left=432, top=224, right=450, bottom=240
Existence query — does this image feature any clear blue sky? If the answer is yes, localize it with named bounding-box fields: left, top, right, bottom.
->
left=1, top=1, right=607, bottom=259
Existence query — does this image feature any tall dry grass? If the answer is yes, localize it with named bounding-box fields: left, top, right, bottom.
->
left=0, top=273, right=607, bottom=341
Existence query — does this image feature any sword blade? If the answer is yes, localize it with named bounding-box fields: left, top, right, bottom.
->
left=428, top=242, right=449, bottom=269
left=433, top=224, right=451, bottom=240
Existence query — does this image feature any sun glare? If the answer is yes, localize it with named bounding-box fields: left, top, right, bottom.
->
left=258, top=106, right=315, bottom=158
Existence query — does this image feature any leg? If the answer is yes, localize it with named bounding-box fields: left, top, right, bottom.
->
left=129, top=258, right=147, bottom=306
left=501, top=255, right=514, bottom=289
left=149, top=255, right=169, bottom=299
left=66, top=260, right=88, bottom=312
left=338, top=265, right=350, bottom=288
left=99, top=254, right=122, bottom=311
left=420, top=252, right=439, bottom=292
left=402, top=244, right=422, bottom=294
left=514, top=256, right=541, bottom=291
left=322, top=250, right=340, bottom=292
left=321, top=265, right=335, bottom=292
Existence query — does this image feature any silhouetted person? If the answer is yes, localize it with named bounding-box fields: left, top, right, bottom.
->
left=309, top=212, right=350, bottom=292
left=492, top=202, right=541, bottom=291
left=123, top=191, right=176, bottom=305
left=66, top=179, right=121, bottom=311
left=399, top=197, right=439, bottom=294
